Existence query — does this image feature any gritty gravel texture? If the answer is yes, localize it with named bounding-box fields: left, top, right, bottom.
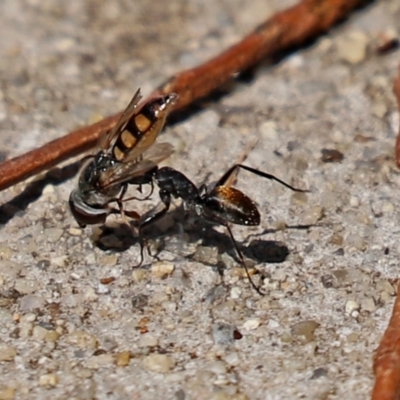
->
left=0, top=1, right=400, bottom=399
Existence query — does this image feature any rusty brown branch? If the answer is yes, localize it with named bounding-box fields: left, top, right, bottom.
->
left=394, top=67, right=400, bottom=168
left=0, top=0, right=368, bottom=192
left=373, top=65, right=400, bottom=400
left=372, top=282, right=400, bottom=400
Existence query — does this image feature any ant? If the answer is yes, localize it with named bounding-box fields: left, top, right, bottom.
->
left=132, top=163, right=309, bottom=295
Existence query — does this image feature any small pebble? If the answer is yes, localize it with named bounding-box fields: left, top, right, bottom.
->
left=143, top=353, right=175, bottom=373
left=98, top=254, right=118, bottom=266
left=131, top=269, right=147, bottom=282
left=361, top=298, right=376, bottom=313
left=14, top=279, right=40, bottom=295
left=242, top=318, right=261, bottom=331
left=337, top=30, right=368, bottom=64
left=310, top=367, right=328, bottom=380
left=259, top=120, right=278, bottom=140
left=38, top=373, right=59, bottom=387
left=138, top=334, right=158, bottom=348
left=68, top=227, right=82, bottom=236
left=45, top=330, right=60, bottom=342
left=230, top=287, right=242, bottom=299
left=131, top=293, right=149, bottom=309
left=0, top=244, right=13, bottom=260
left=225, top=352, right=240, bottom=366
left=19, top=295, right=46, bottom=312
left=67, top=330, right=98, bottom=350
left=0, top=345, right=16, bottom=361
left=376, top=280, right=396, bottom=296
left=212, top=323, right=235, bottom=346
left=192, top=246, right=218, bottom=265
left=32, top=325, right=49, bottom=340
left=381, top=200, right=394, bottom=214
left=87, top=354, right=114, bottom=369
left=19, top=322, right=33, bottom=338
left=345, top=300, right=360, bottom=315
left=300, top=206, right=324, bottom=225
left=206, top=360, right=227, bottom=375
left=151, top=261, right=175, bottom=279
left=20, top=313, right=37, bottom=323
left=321, top=148, right=344, bottom=163
left=371, top=101, right=387, bottom=118
left=0, top=387, right=15, bottom=400
left=44, top=228, right=64, bottom=243
left=115, top=351, right=131, bottom=367
left=349, top=196, right=360, bottom=208
left=291, top=320, right=320, bottom=343
left=347, top=333, right=359, bottom=343
left=280, top=332, right=293, bottom=343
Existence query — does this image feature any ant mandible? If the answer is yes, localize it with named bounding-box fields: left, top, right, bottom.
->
left=131, top=163, right=309, bottom=295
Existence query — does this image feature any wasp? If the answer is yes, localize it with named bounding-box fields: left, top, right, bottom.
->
left=130, top=163, right=309, bottom=295
left=69, top=89, right=178, bottom=227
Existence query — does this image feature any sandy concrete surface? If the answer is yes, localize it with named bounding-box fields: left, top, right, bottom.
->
left=0, top=1, right=399, bottom=399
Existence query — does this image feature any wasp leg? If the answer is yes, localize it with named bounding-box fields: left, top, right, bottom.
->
left=123, top=180, right=155, bottom=203
left=215, top=164, right=309, bottom=193
left=110, top=184, right=130, bottom=226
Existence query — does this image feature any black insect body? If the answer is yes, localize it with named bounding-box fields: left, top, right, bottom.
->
left=69, top=89, right=178, bottom=227
left=136, top=164, right=308, bottom=294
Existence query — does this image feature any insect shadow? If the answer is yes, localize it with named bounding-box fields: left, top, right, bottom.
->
left=93, top=207, right=314, bottom=291
left=93, top=161, right=310, bottom=295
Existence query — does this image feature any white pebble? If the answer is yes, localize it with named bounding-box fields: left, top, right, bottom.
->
left=138, top=334, right=158, bottom=348
left=349, top=196, right=360, bottom=208
left=143, top=354, right=175, bottom=373
left=242, top=318, right=261, bottom=331
left=151, top=261, right=175, bottom=279
left=260, top=120, right=278, bottom=141
left=39, top=373, right=58, bottom=387
left=230, top=287, right=242, bottom=299
left=345, top=300, right=360, bottom=315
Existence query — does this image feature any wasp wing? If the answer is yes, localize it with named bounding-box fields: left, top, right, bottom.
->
left=113, top=93, right=177, bottom=165
left=98, top=88, right=143, bottom=151
left=98, top=142, right=174, bottom=188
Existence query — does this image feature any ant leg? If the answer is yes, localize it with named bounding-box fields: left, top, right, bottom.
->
left=133, top=190, right=172, bottom=267
left=202, top=213, right=264, bottom=295
left=215, top=164, right=309, bottom=193
left=223, top=223, right=265, bottom=296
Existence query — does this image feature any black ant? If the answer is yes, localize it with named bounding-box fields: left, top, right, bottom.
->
left=130, top=163, right=309, bottom=295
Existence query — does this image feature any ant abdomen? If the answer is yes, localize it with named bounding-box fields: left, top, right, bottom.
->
left=205, top=186, right=260, bottom=226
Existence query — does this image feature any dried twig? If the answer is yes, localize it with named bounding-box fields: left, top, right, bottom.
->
left=372, top=282, right=400, bottom=400
left=0, top=0, right=368, bottom=192
left=394, top=66, right=400, bottom=168
left=373, top=65, right=400, bottom=400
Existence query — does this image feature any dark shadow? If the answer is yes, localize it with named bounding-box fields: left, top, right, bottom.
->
left=0, top=160, right=83, bottom=225
left=94, top=223, right=137, bottom=252
left=92, top=206, right=314, bottom=267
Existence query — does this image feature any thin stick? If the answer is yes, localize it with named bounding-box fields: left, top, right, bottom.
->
left=0, top=0, right=368, bottom=192
left=375, top=64, right=400, bottom=398
left=394, top=66, right=400, bottom=168
left=372, top=282, right=400, bottom=400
